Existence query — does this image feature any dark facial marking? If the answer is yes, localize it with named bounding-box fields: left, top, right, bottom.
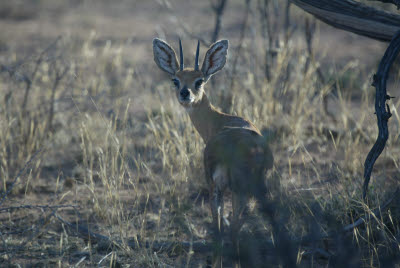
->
left=194, top=79, right=203, bottom=90
left=172, top=78, right=180, bottom=88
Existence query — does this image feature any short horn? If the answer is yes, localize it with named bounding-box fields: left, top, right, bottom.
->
left=179, top=38, right=184, bottom=71
left=194, top=40, right=200, bottom=71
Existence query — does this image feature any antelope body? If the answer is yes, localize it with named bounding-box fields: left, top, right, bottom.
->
left=153, top=38, right=273, bottom=267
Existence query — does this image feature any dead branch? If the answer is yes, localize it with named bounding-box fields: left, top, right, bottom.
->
left=363, top=30, right=400, bottom=199
left=343, top=187, right=400, bottom=231
left=291, top=0, right=400, bottom=42
left=180, top=24, right=210, bottom=47
left=47, top=63, right=69, bottom=133
left=0, top=37, right=61, bottom=116
left=229, top=0, right=251, bottom=91
left=295, top=187, right=400, bottom=246
left=55, top=213, right=215, bottom=252
left=0, top=64, right=31, bottom=86
left=368, top=0, right=400, bottom=9
left=258, top=0, right=272, bottom=81
left=303, top=18, right=316, bottom=75
left=55, top=214, right=110, bottom=242
left=22, top=36, right=61, bottom=113
left=210, top=0, right=228, bottom=43
left=180, top=0, right=228, bottom=47
left=283, top=0, right=292, bottom=44
left=290, top=0, right=399, bottom=199
left=303, top=18, right=337, bottom=122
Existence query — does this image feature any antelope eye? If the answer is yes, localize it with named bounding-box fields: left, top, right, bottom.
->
left=194, top=79, right=203, bottom=90
left=171, top=79, right=180, bottom=88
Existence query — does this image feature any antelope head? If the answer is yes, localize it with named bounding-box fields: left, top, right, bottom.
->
left=153, top=38, right=228, bottom=108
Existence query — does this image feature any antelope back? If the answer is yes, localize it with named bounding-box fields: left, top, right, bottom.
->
left=204, top=127, right=273, bottom=193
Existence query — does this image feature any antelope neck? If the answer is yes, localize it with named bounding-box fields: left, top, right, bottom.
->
left=186, top=93, right=223, bottom=143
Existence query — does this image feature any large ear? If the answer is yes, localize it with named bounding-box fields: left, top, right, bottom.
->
left=201, top=40, right=228, bottom=80
left=153, top=38, right=179, bottom=75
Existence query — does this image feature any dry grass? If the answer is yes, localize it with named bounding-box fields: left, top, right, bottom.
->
left=0, top=0, right=399, bottom=267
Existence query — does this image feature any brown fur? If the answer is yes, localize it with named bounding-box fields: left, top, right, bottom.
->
left=153, top=39, right=273, bottom=267
left=176, top=67, right=273, bottom=268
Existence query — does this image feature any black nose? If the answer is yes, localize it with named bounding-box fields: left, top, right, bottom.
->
left=180, top=87, right=190, bottom=98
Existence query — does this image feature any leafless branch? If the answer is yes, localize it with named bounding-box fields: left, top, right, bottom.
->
left=303, top=18, right=316, bottom=75
left=210, top=0, right=228, bottom=43
left=291, top=0, right=400, bottom=42
left=363, top=30, right=400, bottom=199
left=258, top=0, right=270, bottom=80
left=180, top=0, right=228, bottom=47
left=289, top=187, right=400, bottom=251
left=303, top=18, right=337, bottom=122
left=229, top=0, right=251, bottom=90
left=0, top=64, right=31, bottom=86
left=47, top=63, right=69, bottom=133
left=22, top=36, right=61, bottom=113
left=180, top=23, right=210, bottom=47
left=368, top=0, right=400, bottom=9
left=289, top=0, right=399, bottom=199
left=258, top=0, right=277, bottom=81
left=0, top=37, right=62, bottom=116
left=283, top=0, right=292, bottom=44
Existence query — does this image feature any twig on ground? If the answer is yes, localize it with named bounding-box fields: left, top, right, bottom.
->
left=302, top=247, right=331, bottom=259
left=6, top=210, right=57, bottom=262
left=73, top=256, right=87, bottom=267
left=55, top=214, right=110, bottom=242
left=343, top=187, right=400, bottom=232
left=294, top=187, right=400, bottom=247
left=55, top=214, right=258, bottom=254
left=98, top=252, right=113, bottom=266
left=0, top=148, right=44, bottom=206
left=0, top=204, right=79, bottom=213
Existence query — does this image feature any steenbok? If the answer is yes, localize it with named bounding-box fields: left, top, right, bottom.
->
left=153, top=38, right=273, bottom=267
